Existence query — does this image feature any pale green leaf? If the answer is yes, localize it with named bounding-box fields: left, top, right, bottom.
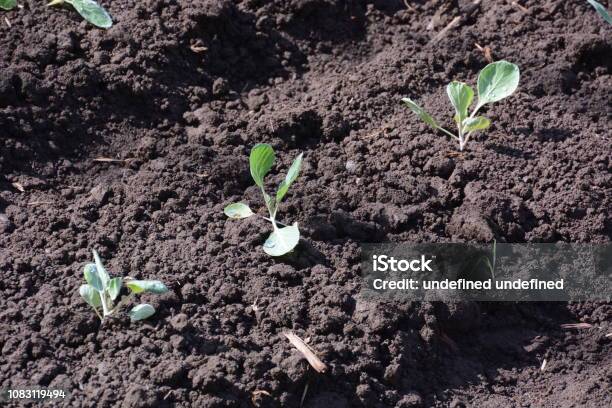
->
left=401, top=97, right=439, bottom=129
left=249, top=144, right=275, bottom=189
left=587, top=0, right=612, bottom=24
left=84, top=263, right=104, bottom=292
left=263, top=223, right=300, bottom=256
left=276, top=153, right=303, bottom=202
left=0, top=0, right=17, bottom=11
left=92, top=249, right=110, bottom=290
left=129, top=304, right=156, bottom=321
left=476, top=61, right=520, bottom=108
left=453, top=113, right=461, bottom=125
left=107, top=277, right=122, bottom=300
left=224, top=203, right=254, bottom=219
left=446, top=81, right=474, bottom=123
left=65, top=0, right=113, bottom=29
left=126, top=280, right=168, bottom=294
left=79, top=284, right=102, bottom=308
left=462, top=116, right=491, bottom=133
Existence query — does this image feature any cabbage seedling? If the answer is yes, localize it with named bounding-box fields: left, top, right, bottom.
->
left=47, top=0, right=112, bottom=29
left=0, top=0, right=16, bottom=11
left=224, top=144, right=303, bottom=257
left=587, top=0, right=612, bottom=24
left=79, top=250, right=168, bottom=322
left=402, top=60, right=520, bottom=151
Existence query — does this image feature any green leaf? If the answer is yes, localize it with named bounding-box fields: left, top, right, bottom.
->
left=446, top=82, right=474, bottom=123
left=107, top=277, right=122, bottom=300
left=249, top=144, right=275, bottom=188
left=92, top=250, right=110, bottom=290
left=0, top=0, right=17, bottom=11
left=263, top=223, right=300, bottom=256
left=79, top=284, right=102, bottom=308
left=224, top=203, right=254, bottom=219
left=276, top=153, right=303, bottom=202
left=65, top=0, right=113, bottom=29
left=129, top=304, right=156, bottom=321
left=401, top=97, right=439, bottom=129
left=126, top=280, right=168, bottom=294
left=587, top=0, right=612, bottom=24
left=476, top=61, right=520, bottom=108
left=84, top=263, right=104, bottom=292
left=462, top=116, right=491, bottom=133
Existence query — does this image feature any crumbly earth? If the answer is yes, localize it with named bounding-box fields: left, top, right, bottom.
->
left=0, top=0, right=610, bottom=407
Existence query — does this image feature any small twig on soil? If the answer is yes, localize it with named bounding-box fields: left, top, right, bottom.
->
left=195, top=172, right=209, bottom=178
left=28, top=201, right=54, bottom=206
left=540, top=359, right=547, bottom=372
left=300, top=381, right=310, bottom=408
left=431, top=16, right=461, bottom=42
left=190, top=41, right=208, bottom=53
left=11, top=182, right=25, bottom=192
left=447, top=150, right=464, bottom=158
left=282, top=331, right=327, bottom=373
left=403, top=0, right=415, bottom=11
left=560, top=323, right=593, bottom=330
left=605, top=333, right=612, bottom=338
left=430, top=0, right=482, bottom=42
left=268, top=117, right=276, bottom=133
left=475, top=43, right=493, bottom=63
left=511, top=1, right=530, bottom=14
left=251, top=390, right=272, bottom=404
left=93, top=157, right=133, bottom=163
left=4, top=17, right=11, bottom=28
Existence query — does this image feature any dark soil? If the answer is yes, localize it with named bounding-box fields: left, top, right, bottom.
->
left=1, top=0, right=610, bottom=407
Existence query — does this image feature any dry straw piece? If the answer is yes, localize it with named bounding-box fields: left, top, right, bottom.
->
left=560, top=323, right=593, bottom=330
left=282, top=331, right=327, bottom=373
left=93, top=157, right=128, bottom=163
left=11, top=182, right=25, bottom=192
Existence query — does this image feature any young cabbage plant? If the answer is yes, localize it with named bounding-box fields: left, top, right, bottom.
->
left=79, top=250, right=168, bottom=322
left=47, top=0, right=112, bottom=29
left=0, top=0, right=17, bottom=11
left=587, top=0, right=612, bottom=24
left=224, top=144, right=303, bottom=257
left=402, top=60, right=520, bottom=151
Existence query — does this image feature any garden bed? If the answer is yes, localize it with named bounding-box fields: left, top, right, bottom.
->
left=0, top=0, right=610, bottom=407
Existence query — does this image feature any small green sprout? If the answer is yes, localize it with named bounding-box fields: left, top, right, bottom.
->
left=402, top=60, right=520, bottom=151
left=224, top=144, right=304, bottom=257
left=79, top=250, right=168, bottom=322
left=47, top=0, right=112, bottom=29
left=0, top=0, right=17, bottom=11
left=587, top=0, right=612, bottom=24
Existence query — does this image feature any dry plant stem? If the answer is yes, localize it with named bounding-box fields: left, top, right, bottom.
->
left=402, top=0, right=414, bottom=11
left=93, top=157, right=132, bottom=163
left=282, top=331, right=327, bottom=373
left=511, top=1, right=530, bottom=14
left=432, top=16, right=460, bottom=42
left=560, top=323, right=593, bottom=329
left=431, top=0, right=482, bottom=42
